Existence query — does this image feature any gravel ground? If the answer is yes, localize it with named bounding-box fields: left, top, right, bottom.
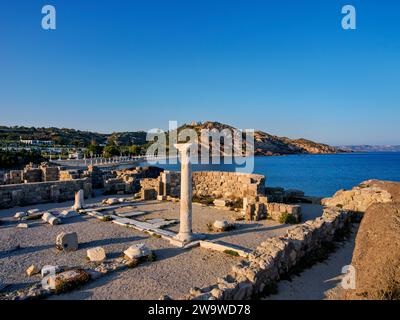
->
left=0, top=195, right=323, bottom=300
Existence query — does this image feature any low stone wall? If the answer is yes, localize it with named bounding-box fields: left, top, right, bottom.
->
left=4, top=170, right=23, bottom=184
left=140, top=178, right=160, bottom=200
left=188, top=207, right=351, bottom=300
left=0, top=178, right=92, bottom=209
left=2, top=163, right=61, bottom=184
left=144, top=171, right=266, bottom=200
left=265, top=203, right=301, bottom=223
left=59, top=169, right=82, bottom=181
left=322, top=180, right=393, bottom=212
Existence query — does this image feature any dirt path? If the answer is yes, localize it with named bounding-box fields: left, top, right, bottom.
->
left=265, top=225, right=358, bottom=300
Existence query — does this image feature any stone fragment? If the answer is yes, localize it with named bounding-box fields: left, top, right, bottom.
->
left=60, top=210, right=78, bottom=218
left=213, top=199, right=227, bottom=207
left=41, top=265, right=62, bottom=278
left=26, top=265, right=40, bottom=277
left=56, top=232, right=78, bottom=251
left=14, top=212, right=27, bottom=219
left=27, top=209, right=40, bottom=215
left=87, top=247, right=106, bottom=262
left=17, top=223, right=29, bottom=228
left=157, top=195, right=166, bottom=201
left=213, top=220, right=233, bottom=231
left=124, top=243, right=152, bottom=260
left=210, top=288, right=224, bottom=299
left=42, top=212, right=61, bottom=225
left=43, top=269, right=90, bottom=293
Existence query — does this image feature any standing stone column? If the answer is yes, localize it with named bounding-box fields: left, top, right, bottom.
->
left=175, top=143, right=194, bottom=243
left=73, top=189, right=85, bottom=210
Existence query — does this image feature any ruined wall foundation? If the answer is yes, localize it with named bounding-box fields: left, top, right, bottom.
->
left=0, top=178, right=92, bottom=209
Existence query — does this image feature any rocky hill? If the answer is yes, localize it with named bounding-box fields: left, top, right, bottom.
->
left=0, top=126, right=108, bottom=146
left=176, top=121, right=344, bottom=156
left=0, top=122, right=344, bottom=155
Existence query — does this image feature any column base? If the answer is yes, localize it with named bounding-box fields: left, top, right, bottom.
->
left=170, top=233, right=206, bottom=247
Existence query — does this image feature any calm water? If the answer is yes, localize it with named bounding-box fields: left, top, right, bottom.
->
left=138, top=153, right=400, bottom=197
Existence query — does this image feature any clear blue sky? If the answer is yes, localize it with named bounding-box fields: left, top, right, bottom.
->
left=0, top=0, right=399, bottom=145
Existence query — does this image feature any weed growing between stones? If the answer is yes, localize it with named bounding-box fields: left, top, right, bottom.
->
left=101, top=216, right=113, bottom=222
left=25, top=215, right=43, bottom=221
left=223, top=250, right=240, bottom=257
left=192, top=195, right=215, bottom=206
left=278, top=212, right=299, bottom=224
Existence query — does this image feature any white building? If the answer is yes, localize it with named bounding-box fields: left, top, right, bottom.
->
left=20, top=139, right=54, bottom=146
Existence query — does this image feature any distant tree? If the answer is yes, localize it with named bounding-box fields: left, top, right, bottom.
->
left=127, top=145, right=140, bottom=155
left=86, top=143, right=104, bottom=157
left=0, top=150, right=45, bottom=169
left=103, top=144, right=120, bottom=158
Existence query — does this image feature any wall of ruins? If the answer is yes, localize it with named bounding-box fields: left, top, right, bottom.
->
left=105, top=166, right=163, bottom=195
left=0, top=178, right=92, bottom=209
left=2, top=163, right=60, bottom=185
left=140, top=171, right=266, bottom=200
left=188, top=207, right=352, bottom=300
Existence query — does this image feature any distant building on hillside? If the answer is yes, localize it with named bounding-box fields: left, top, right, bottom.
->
left=20, top=138, right=54, bottom=146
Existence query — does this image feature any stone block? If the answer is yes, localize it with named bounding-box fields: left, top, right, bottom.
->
left=26, top=265, right=40, bottom=277
left=87, top=247, right=106, bottom=262
left=124, top=243, right=152, bottom=260
left=56, top=232, right=78, bottom=252
left=213, top=199, right=227, bottom=207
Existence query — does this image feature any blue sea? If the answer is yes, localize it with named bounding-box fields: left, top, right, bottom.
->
left=139, top=152, right=400, bottom=197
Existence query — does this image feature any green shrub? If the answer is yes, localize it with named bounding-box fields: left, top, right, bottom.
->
left=278, top=212, right=298, bottom=224
left=223, top=250, right=240, bottom=257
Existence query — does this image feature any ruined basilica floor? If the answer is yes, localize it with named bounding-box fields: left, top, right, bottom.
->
left=0, top=195, right=322, bottom=300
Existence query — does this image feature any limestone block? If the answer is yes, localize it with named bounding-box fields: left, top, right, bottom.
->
left=43, top=269, right=90, bottom=292
left=124, top=243, right=152, bottom=260
left=212, top=220, right=233, bottom=231
left=41, top=265, right=62, bottom=278
left=27, top=209, right=40, bottom=215
left=87, top=247, right=106, bottom=262
left=42, top=212, right=61, bottom=225
left=14, top=212, right=27, bottom=219
left=56, top=232, right=78, bottom=251
left=60, top=210, right=78, bottom=219
left=213, top=199, right=227, bottom=207
left=17, top=223, right=29, bottom=228
left=26, top=265, right=40, bottom=277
